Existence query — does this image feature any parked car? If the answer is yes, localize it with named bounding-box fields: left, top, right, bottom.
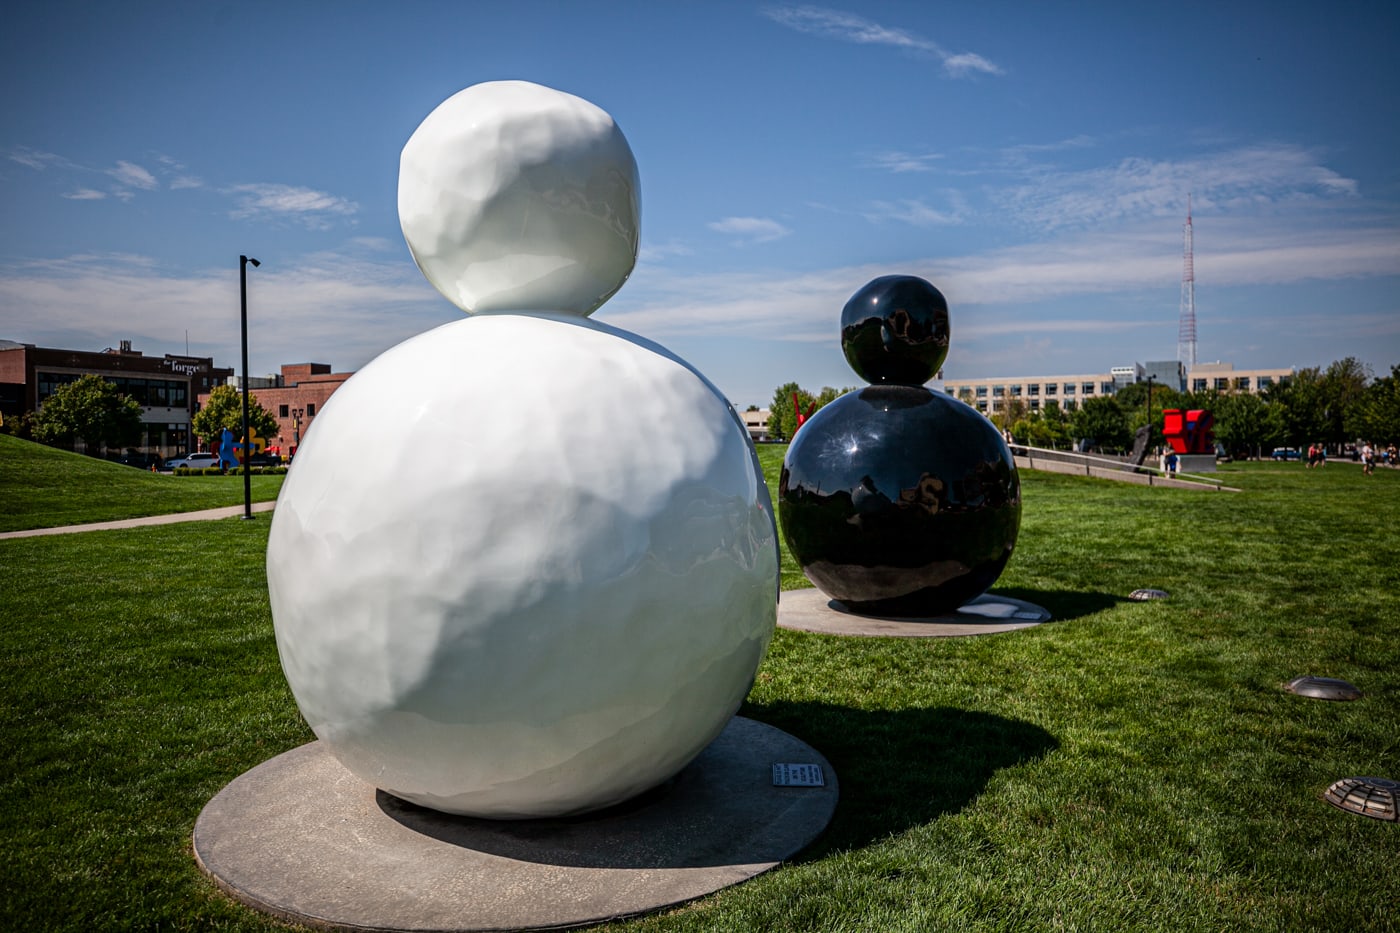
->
left=166, top=452, right=220, bottom=471
left=243, top=452, right=282, bottom=468
left=116, top=450, right=163, bottom=470
left=1271, top=447, right=1301, bottom=461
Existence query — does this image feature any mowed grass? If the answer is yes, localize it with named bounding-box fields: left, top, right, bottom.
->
left=0, top=434, right=283, bottom=533
left=1, top=445, right=1397, bottom=930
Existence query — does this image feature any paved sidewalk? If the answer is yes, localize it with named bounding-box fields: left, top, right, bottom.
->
left=0, top=500, right=276, bottom=540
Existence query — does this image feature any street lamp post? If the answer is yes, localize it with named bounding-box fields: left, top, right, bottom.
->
left=240, top=255, right=260, bottom=520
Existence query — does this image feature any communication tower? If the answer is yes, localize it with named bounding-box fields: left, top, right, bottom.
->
left=1178, top=196, right=1197, bottom=370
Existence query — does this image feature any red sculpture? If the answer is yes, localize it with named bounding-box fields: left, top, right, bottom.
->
left=1162, top=408, right=1214, bottom=455
left=792, top=391, right=817, bottom=434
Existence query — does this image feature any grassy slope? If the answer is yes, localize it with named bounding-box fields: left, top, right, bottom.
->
left=0, top=434, right=283, bottom=532
left=1, top=448, right=1396, bottom=930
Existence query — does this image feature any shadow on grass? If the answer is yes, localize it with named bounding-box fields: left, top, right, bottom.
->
left=991, top=587, right=1122, bottom=622
left=742, top=699, right=1059, bottom=859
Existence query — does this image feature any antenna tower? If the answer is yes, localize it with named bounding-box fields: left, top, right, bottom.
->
left=1178, top=195, right=1197, bottom=370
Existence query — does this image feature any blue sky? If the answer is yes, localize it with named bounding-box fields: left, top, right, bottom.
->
left=3, top=1, right=1398, bottom=408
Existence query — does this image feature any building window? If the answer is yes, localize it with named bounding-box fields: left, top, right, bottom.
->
left=1214, top=378, right=1229, bottom=391
left=1010, top=384, right=1022, bottom=397
left=993, top=385, right=1005, bottom=397
left=1064, top=400, right=1078, bottom=411
left=279, top=404, right=289, bottom=417
left=1192, top=378, right=1207, bottom=392
left=1045, top=383, right=1057, bottom=396
left=1028, top=384, right=1039, bottom=397
left=1235, top=377, right=1250, bottom=390
left=1100, top=382, right=1113, bottom=395
left=1081, top=382, right=1094, bottom=395
left=1063, top=383, right=1075, bottom=395
left=1258, top=376, right=1273, bottom=388
left=976, top=400, right=987, bottom=411
left=991, top=399, right=1003, bottom=410
left=306, top=402, right=316, bottom=416
left=975, top=386, right=987, bottom=397
left=1029, top=399, right=1040, bottom=411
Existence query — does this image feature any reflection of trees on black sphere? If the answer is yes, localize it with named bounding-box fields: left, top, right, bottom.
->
left=840, top=275, right=950, bottom=386
left=779, top=387, right=1020, bottom=616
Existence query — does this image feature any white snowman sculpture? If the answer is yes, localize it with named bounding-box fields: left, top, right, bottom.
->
left=266, top=81, right=779, bottom=819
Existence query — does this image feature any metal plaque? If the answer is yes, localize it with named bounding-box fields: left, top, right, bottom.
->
left=772, top=763, right=825, bottom=787
left=1128, top=588, right=1170, bottom=601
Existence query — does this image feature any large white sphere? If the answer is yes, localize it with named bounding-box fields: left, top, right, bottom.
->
left=398, top=81, right=640, bottom=316
left=266, top=313, right=779, bottom=818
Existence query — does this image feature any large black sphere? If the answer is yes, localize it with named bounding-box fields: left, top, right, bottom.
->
left=840, top=275, right=950, bottom=386
left=779, top=387, right=1020, bottom=616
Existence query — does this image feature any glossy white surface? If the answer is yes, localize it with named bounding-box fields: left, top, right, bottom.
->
left=398, top=81, right=640, bottom=317
left=267, top=313, right=778, bottom=818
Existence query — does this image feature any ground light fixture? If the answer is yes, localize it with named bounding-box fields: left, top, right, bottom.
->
left=1283, top=675, right=1362, bottom=701
left=1128, top=588, right=1170, bottom=601
left=239, top=255, right=260, bottom=520
left=1324, top=777, right=1398, bottom=821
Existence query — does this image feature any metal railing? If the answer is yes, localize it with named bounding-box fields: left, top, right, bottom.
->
left=1013, top=445, right=1236, bottom=490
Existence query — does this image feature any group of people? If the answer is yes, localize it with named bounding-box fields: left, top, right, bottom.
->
left=1305, top=444, right=1327, bottom=468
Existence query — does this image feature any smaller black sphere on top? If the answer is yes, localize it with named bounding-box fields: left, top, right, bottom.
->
left=840, top=275, right=950, bottom=386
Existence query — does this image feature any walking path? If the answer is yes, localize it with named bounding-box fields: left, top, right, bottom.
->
left=0, top=500, right=276, bottom=540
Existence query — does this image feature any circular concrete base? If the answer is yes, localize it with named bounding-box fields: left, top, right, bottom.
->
left=193, top=716, right=837, bottom=932
left=777, top=588, right=1051, bottom=638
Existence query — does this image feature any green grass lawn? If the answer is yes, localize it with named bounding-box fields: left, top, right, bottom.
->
left=0, top=434, right=284, bottom=533
left=2, top=446, right=1396, bottom=930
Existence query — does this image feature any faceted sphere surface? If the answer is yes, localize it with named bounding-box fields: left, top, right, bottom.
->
left=398, top=81, right=641, bottom=316
left=267, top=314, right=778, bottom=818
left=779, top=387, right=1020, bottom=616
left=840, top=275, right=950, bottom=386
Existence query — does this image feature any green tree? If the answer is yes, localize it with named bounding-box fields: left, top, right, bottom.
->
left=31, top=374, right=143, bottom=456
left=767, top=383, right=850, bottom=440
left=1346, top=364, right=1400, bottom=446
left=1116, top=381, right=1185, bottom=447
left=1266, top=368, right=1328, bottom=448
left=191, top=384, right=278, bottom=452
left=1318, top=357, right=1371, bottom=445
left=1070, top=396, right=1131, bottom=453
left=1211, top=391, right=1281, bottom=459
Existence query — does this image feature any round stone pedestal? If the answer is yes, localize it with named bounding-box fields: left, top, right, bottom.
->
left=193, top=716, right=837, bottom=931
left=778, top=588, right=1050, bottom=638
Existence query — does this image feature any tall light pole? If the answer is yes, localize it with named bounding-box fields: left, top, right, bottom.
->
left=240, top=255, right=260, bottom=520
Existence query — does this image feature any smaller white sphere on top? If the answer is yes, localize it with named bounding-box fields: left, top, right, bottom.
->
left=398, top=80, right=641, bottom=316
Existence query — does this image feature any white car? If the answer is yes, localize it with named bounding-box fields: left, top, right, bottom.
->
left=165, top=452, right=220, bottom=470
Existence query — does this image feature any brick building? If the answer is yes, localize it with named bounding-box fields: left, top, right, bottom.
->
left=198, top=362, right=353, bottom=459
left=0, top=338, right=232, bottom=457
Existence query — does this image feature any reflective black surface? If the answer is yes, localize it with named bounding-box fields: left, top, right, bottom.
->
left=779, top=387, right=1020, bottom=616
left=840, top=275, right=950, bottom=386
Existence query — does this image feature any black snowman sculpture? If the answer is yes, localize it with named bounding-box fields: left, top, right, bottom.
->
left=778, top=275, right=1021, bottom=617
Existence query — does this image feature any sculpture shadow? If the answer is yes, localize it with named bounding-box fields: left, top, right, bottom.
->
left=743, top=700, right=1059, bottom=859
left=988, top=586, right=1122, bottom=623
left=377, top=703, right=1056, bottom=868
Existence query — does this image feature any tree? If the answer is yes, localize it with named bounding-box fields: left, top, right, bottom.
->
left=1211, top=391, right=1281, bottom=459
left=1346, top=364, right=1400, bottom=446
left=767, top=383, right=851, bottom=440
left=1266, top=368, right=1328, bottom=448
left=1070, top=396, right=1131, bottom=452
left=31, top=374, right=143, bottom=456
left=1318, top=357, right=1371, bottom=445
left=191, top=384, right=278, bottom=452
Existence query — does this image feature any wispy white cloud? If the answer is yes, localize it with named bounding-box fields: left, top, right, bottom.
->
left=638, top=239, right=695, bottom=263
left=763, top=5, right=1003, bottom=77
left=707, top=216, right=792, bottom=244
left=227, top=183, right=359, bottom=229
left=61, top=188, right=108, bottom=201
left=0, top=252, right=452, bottom=377
left=108, top=160, right=158, bottom=190
left=993, top=143, right=1359, bottom=230
left=862, top=198, right=962, bottom=227
left=10, top=147, right=77, bottom=171
left=867, top=150, right=944, bottom=173
left=170, top=175, right=203, bottom=190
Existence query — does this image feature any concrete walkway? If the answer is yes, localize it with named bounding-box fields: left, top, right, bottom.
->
left=0, top=500, right=276, bottom=540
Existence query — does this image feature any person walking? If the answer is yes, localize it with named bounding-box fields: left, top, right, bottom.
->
left=1361, top=442, right=1374, bottom=476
